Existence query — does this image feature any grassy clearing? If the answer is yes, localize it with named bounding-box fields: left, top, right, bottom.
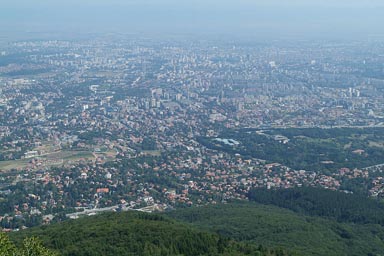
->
left=0, top=159, right=30, bottom=171
left=0, top=150, right=95, bottom=171
left=142, top=150, right=162, bottom=156
left=368, top=141, right=384, bottom=148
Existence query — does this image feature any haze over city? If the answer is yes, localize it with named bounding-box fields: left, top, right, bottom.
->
left=1, top=0, right=384, bottom=39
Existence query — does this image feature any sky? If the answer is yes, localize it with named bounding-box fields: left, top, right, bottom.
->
left=1, top=0, right=384, bottom=40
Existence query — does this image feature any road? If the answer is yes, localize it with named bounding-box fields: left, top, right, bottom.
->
left=65, top=204, right=160, bottom=219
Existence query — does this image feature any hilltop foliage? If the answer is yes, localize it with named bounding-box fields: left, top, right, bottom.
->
left=248, top=187, right=384, bottom=224
left=167, top=200, right=384, bottom=256
left=9, top=188, right=384, bottom=256
left=10, top=211, right=292, bottom=256
left=0, top=233, right=57, bottom=256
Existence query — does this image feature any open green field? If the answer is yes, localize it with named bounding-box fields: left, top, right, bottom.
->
left=53, top=150, right=94, bottom=160
left=0, top=159, right=30, bottom=171
left=141, top=150, right=162, bottom=156
left=0, top=150, right=96, bottom=171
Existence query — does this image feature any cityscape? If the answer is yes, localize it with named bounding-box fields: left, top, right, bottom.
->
left=2, top=0, right=384, bottom=254
left=1, top=37, right=384, bottom=230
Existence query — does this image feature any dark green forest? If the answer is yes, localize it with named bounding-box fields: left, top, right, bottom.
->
left=168, top=200, right=384, bottom=256
left=248, top=187, right=384, bottom=224
left=10, top=211, right=292, bottom=256
left=9, top=188, right=384, bottom=256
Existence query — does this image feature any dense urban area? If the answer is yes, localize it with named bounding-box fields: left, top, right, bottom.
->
left=1, top=36, right=384, bottom=230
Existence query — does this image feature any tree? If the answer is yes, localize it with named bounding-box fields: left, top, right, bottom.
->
left=0, top=233, right=58, bottom=256
left=20, top=237, right=58, bottom=256
left=0, top=232, right=16, bottom=256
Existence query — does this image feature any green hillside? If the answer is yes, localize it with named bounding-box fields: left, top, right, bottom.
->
left=167, top=202, right=384, bottom=256
left=10, top=188, right=384, bottom=256
left=248, top=187, right=384, bottom=224
left=9, top=211, right=291, bottom=256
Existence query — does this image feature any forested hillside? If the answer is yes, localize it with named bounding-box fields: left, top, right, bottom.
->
left=10, top=188, right=384, bottom=256
left=10, top=211, right=292, bottom=256
left=167, top=201, right=384, bottom=256
left=248, top=187, right=384, bottom=224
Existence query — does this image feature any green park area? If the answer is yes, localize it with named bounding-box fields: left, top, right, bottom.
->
left=199, top=127, right=384, bottom=173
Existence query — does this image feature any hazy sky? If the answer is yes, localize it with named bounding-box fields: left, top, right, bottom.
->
left=1, top=0, right=384, bottom=39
